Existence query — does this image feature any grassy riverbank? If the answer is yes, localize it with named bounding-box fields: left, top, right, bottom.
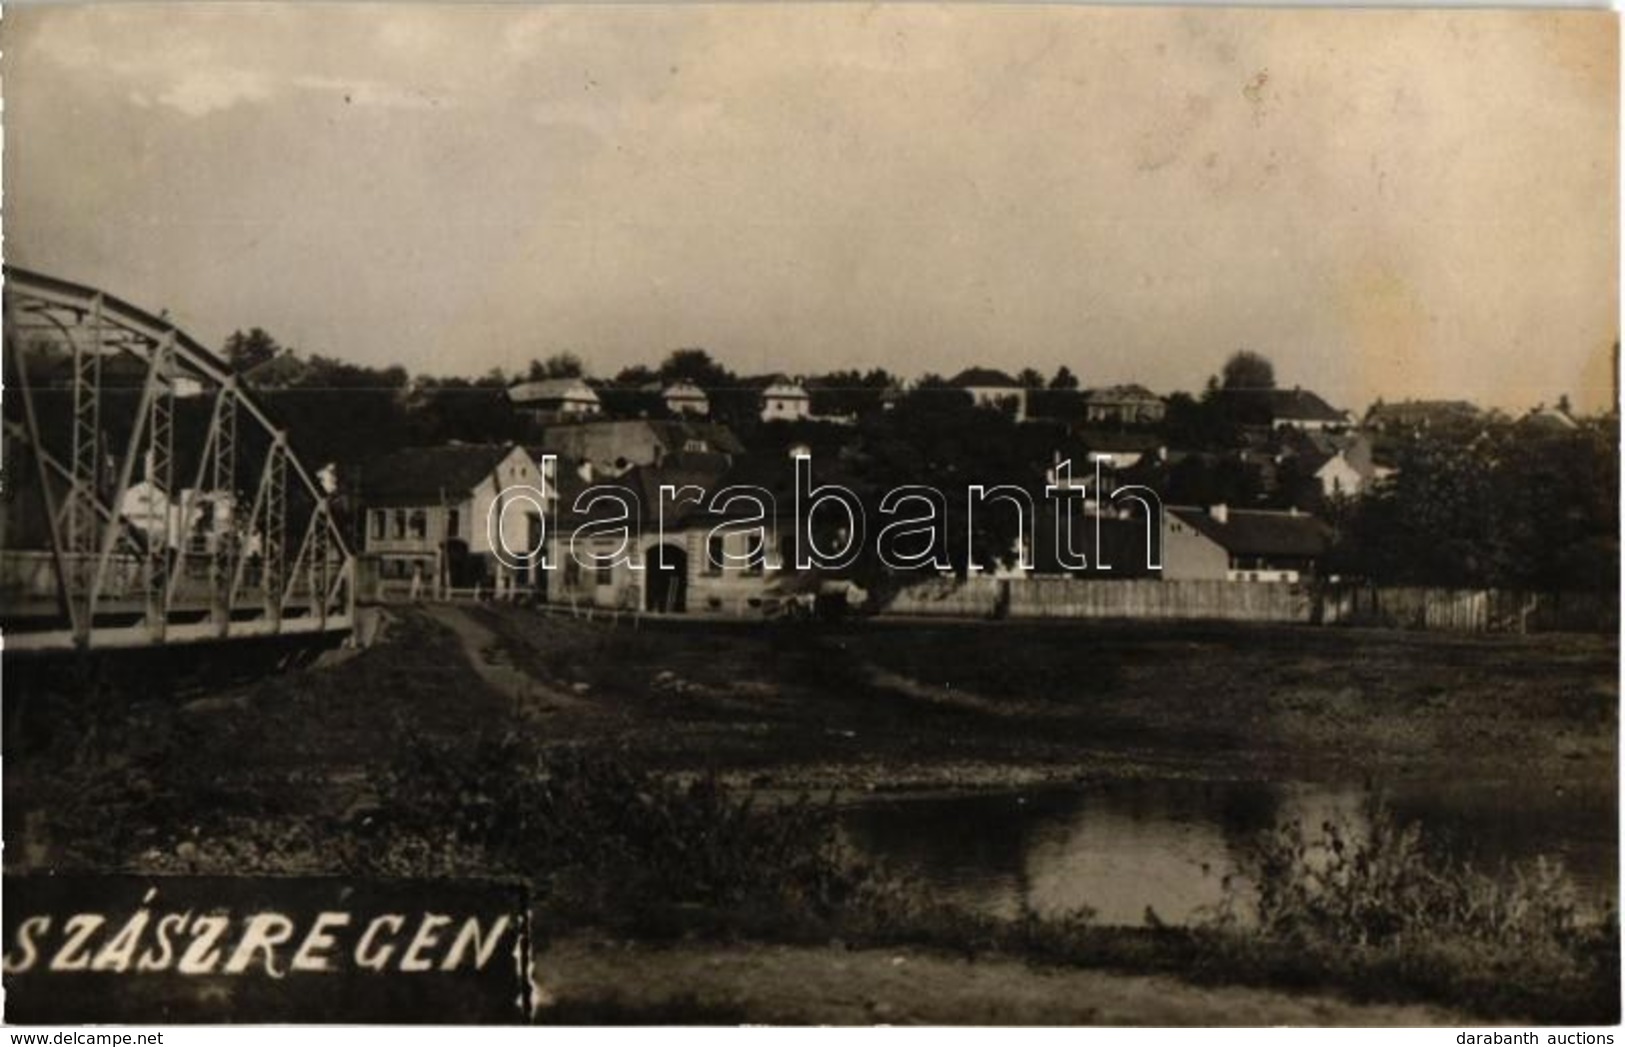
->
left=3, top=604, right=1616, bottom=1023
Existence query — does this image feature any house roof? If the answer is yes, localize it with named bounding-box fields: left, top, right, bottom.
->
left=360, top=444, right=522, bottom=507
left=1222, top=387, right=1347, bottom=424
left=1366, top=400, right=1481, bottom=425
left=1275, top=429, right=1375, bottom=477
left=647, top=419, right=746, bottom=454
left=509, top=378, right=599, bottom=404
left=693, top=449, right=864, bottom=514
left=1082, top=384, right=1161, bottom=403
left=547, top=452, right=739, bottom=529
left=533, top=418, right=746, bottom=460
left=662, top=381, right=709, bottom=400
left=1520, top=406, right=1580, bottom=432
left=1169, top=506, right=1331, bottom=559
left=950, top=367, right=1022, bottom=389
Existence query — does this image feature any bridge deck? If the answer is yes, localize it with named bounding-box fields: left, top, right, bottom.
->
left=3, top=612, right=355, bottom=653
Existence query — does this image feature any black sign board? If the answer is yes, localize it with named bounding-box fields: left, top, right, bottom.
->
left=2, top=875, right=530, bottom=1024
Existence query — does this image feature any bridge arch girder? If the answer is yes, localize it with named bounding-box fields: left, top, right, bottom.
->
left=2, top=266, right=355, bottom=652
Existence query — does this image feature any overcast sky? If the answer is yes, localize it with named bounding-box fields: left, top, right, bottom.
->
left=3, top=4, right=1617, bottom=411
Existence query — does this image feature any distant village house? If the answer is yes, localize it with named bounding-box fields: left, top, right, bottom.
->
left=950, top=368, right=1028, bottom=422
left=1223, top=387, right=1350, bottom=431
left=1081, top=384, right=1166, bottom=425
left=508, top=377, right=602, bottom=422
left=660, top=381, right=710, bottom=417
left=759, top=378, right=812, bottom=423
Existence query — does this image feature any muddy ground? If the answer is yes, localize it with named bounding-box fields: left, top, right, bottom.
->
left=458, top=604, right=1616, bottom=794
left=3, top=603, right=1616, bottom=1023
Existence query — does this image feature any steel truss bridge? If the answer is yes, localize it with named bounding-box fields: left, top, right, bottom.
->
left=2, top=267, right=355, bottom=654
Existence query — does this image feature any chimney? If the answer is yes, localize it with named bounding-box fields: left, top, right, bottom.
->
left=1211, top=503, right=1229, bottom=524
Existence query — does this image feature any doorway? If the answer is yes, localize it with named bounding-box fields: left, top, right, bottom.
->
left=645, top=544, right=688, bottom=613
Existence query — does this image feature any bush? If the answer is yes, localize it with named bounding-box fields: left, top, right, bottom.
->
left=1228, top=798, right=1619, bottom=1022
left=371, top=739, right=874, bottom=936
left=526, top=752, right=869, bottom=934
left=1246, top=799, right=1592, bottom=951
left=365, top=740, right=1619, bottom=1022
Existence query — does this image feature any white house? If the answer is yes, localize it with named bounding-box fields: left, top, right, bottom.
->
left=760, top=379, right=811, bottom=422
left=950, top=368, right=1028, bottom=422
left=508, top=378, right=602, bottom=421
left=661, top=381, right=710, bottom=417
left=359, top=443, right=555, bottom=596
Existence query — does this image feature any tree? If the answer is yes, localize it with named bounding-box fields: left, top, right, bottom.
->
left=854, top=388, right=1054, bottom=577
left=1332, top=416, right=1618, bottom=590
left=527, top=352, right=585, bottom=381
left=658, top=348, right=732, bottom=390
left=807, top=368, right=896, bottom=418
left=223, top=328, right=283, bottom=373
left=1049, top=366, right=1080, bottom=391
left=1221, top=350, right=1276, bottom=391
left=1016, top=367, right=1046, bottom=390
left=1160, top=391, right=1241, bottom=451
left=614, top=364, right=657, bottom=387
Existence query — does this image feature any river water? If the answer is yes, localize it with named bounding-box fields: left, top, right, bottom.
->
left=838, top=776, right=1617, bottom=926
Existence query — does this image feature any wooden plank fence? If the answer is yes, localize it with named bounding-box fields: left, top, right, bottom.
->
left=883, top=577, right=1614, bottom=634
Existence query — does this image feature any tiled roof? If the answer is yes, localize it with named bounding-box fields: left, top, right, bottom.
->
left=648, top=419, right=746, bottom=454
left=533, top=419, right=745, bottom=458
left=360, top=444, right=519, bottom=506
left=1222, top=387, right=1347, bottom=423
left=1169, top=506, right=1331, bottom=559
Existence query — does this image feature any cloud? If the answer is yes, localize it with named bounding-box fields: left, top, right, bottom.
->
left=154, top=68, right=274, bottom=117
left=1, top=5, right=1615, bottom=411
left=291, top=75, right=445, bottom=112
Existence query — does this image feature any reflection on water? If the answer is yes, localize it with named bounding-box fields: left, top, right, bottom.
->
left=838, top=778, right=1617, bottom=927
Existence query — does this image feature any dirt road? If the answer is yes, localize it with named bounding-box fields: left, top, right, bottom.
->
left=419, top=604, right=595, bottom=717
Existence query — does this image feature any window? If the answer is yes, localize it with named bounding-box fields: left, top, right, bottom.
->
left=564, top=558, right=582, bottom=588
left=392, top=509, right=407, bottom=540
left=778, top=532, right=797, bottom=570
left=371, top=510, right=386, bottom=541
left=744, top=533, right=765, bottom=576
left=706, top=535, right=726, bottom=575
left=409, top=510, right=428, bottom=540
left=596, top=562, right=614, bottom=587
left=446, top=508, right=461, bottom=539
